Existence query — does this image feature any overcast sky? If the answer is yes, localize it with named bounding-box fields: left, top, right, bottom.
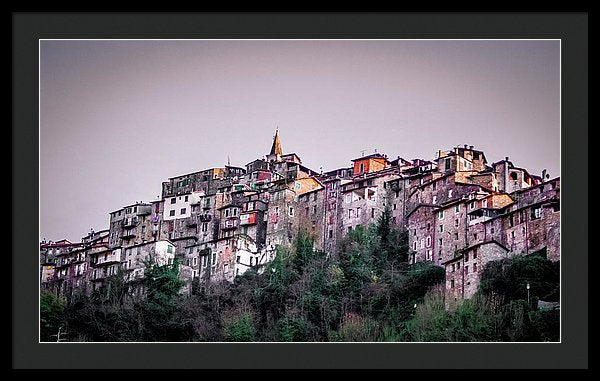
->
left=40, top=40, right=560, bottom=242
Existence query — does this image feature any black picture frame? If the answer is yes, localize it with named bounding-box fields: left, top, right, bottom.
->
left=13, top=12, right=588, bottom=370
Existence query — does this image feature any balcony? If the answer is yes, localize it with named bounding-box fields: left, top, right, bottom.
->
left=136, top=205, right=152, bottom=216
left=199, top=248, right=212, bottom=256
left=240, top=212, right=257, bottom=226
left=221, top=218, right=239, bottom=231
left=122, top=217, right=139, bottom=228
left=120, top=230, right=136, bottom=239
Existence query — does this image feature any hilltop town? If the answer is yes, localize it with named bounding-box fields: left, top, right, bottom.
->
left=40, top=130, right=560, bottom=308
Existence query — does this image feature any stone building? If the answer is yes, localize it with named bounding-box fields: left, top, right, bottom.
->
left=42, top=133, right=560, bottom=307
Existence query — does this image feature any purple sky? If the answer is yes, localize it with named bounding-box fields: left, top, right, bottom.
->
left=40, top=40, right=560, bottom=242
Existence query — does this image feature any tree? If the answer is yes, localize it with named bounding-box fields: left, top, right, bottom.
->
left=40, top=291, right=66, bottom=342
left=479, top=251, right=560, bottom=304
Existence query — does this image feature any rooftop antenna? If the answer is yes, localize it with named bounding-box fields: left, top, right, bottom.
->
left=227, top=156, right=231, bottom=167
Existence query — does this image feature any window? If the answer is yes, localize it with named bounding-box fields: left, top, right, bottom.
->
left=193, top=257, right=197, bottom=266
left=449, top=190, right=453, bottom=198
left=439, top=225, right=444, bottom=233
left=531, top=206, right=542, bottom=220
left=473, top=249, right=477, bottom=259
left=169, top=210, right=175, bottom=217
left=420, top=238, right=425, bottom=249
left=359, top=163, right=364, bottom=173
left=439, top=238, right=443, bottom=246
left=438, top=210, right=444, bottom=219
left=454, top=233, right=459, bottom=240
left=313, top=205, right=317, bottom=214
left=171, top=198, right=176, bottom=204
left=413, top=241, right=418, bottom=251
left=432, top=196, right=437, bottom=204
left=450, top=280, right=455, bottom=288
left=426, top=236, right=431, bottom=247
left=465, top=253, right=469, bottom=261
left=473, top=233, right=478, bottom=240
left=491, top=226, right=495, bottom=234
left=465, top=265, right=469, bottom=274
left=473, top=263, right=477, bottom=272
left=180, top=208, right=186, bottom=215
left=371, top=208, right=375, bottom=218
left=432, top=182, right=437, bottom=191
left=329, top=230, right=333, bottom=238
left=451, top=264, right=455, bottom=272
left=395, top=191, right=399, bottom=198
left=454, top=219, right=459, bottom=227
left=184, top=195, right=189, bottom=202
left=470, top=201, right=475, bottom=210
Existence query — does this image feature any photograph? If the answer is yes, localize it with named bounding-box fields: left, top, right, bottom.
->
left=38, top=39, right=561, bottom=343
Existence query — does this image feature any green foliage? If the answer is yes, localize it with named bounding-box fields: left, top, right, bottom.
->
left=48, top=222, right=558, bottom=342
left=329, top=312, right=381, bottom=342
left=479, top=251, right=560, bottom=303
left=40, top=291, right=66, bottom=342
left=223, top=309, right=256, bottom=342
left=144, top=258, right=185, bottom=308
left=292, top=231, right=316, bottom=274
left=276, top=316, right=311, bottom=342
left=401, top=250, right=562, bottom=342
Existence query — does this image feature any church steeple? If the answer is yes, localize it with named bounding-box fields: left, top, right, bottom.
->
left=269, top=128, right=282, bottom=157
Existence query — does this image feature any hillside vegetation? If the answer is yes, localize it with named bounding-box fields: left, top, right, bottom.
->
left=40, top=210, right=559, bottom=342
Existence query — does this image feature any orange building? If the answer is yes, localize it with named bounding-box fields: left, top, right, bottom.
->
left=351, top=153, right=389, bottom=176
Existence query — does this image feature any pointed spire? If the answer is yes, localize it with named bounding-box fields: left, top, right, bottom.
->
left=270, top=128, right=282, bottom=156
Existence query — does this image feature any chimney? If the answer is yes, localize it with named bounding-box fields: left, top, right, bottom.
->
left=469, top=145, right=474, bottom=150
left=464, top=144, right=468, bottom=148
left=505, top=156, right=509, bottom=162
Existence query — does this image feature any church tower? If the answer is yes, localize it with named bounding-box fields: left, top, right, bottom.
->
left=267, top=129, right=283, bottom=163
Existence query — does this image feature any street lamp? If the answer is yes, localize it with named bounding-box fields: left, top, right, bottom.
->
left=526, top=282, right=530, bottom=304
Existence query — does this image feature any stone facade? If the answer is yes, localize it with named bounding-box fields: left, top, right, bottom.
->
left=42, top=135, right=560, bottom=306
